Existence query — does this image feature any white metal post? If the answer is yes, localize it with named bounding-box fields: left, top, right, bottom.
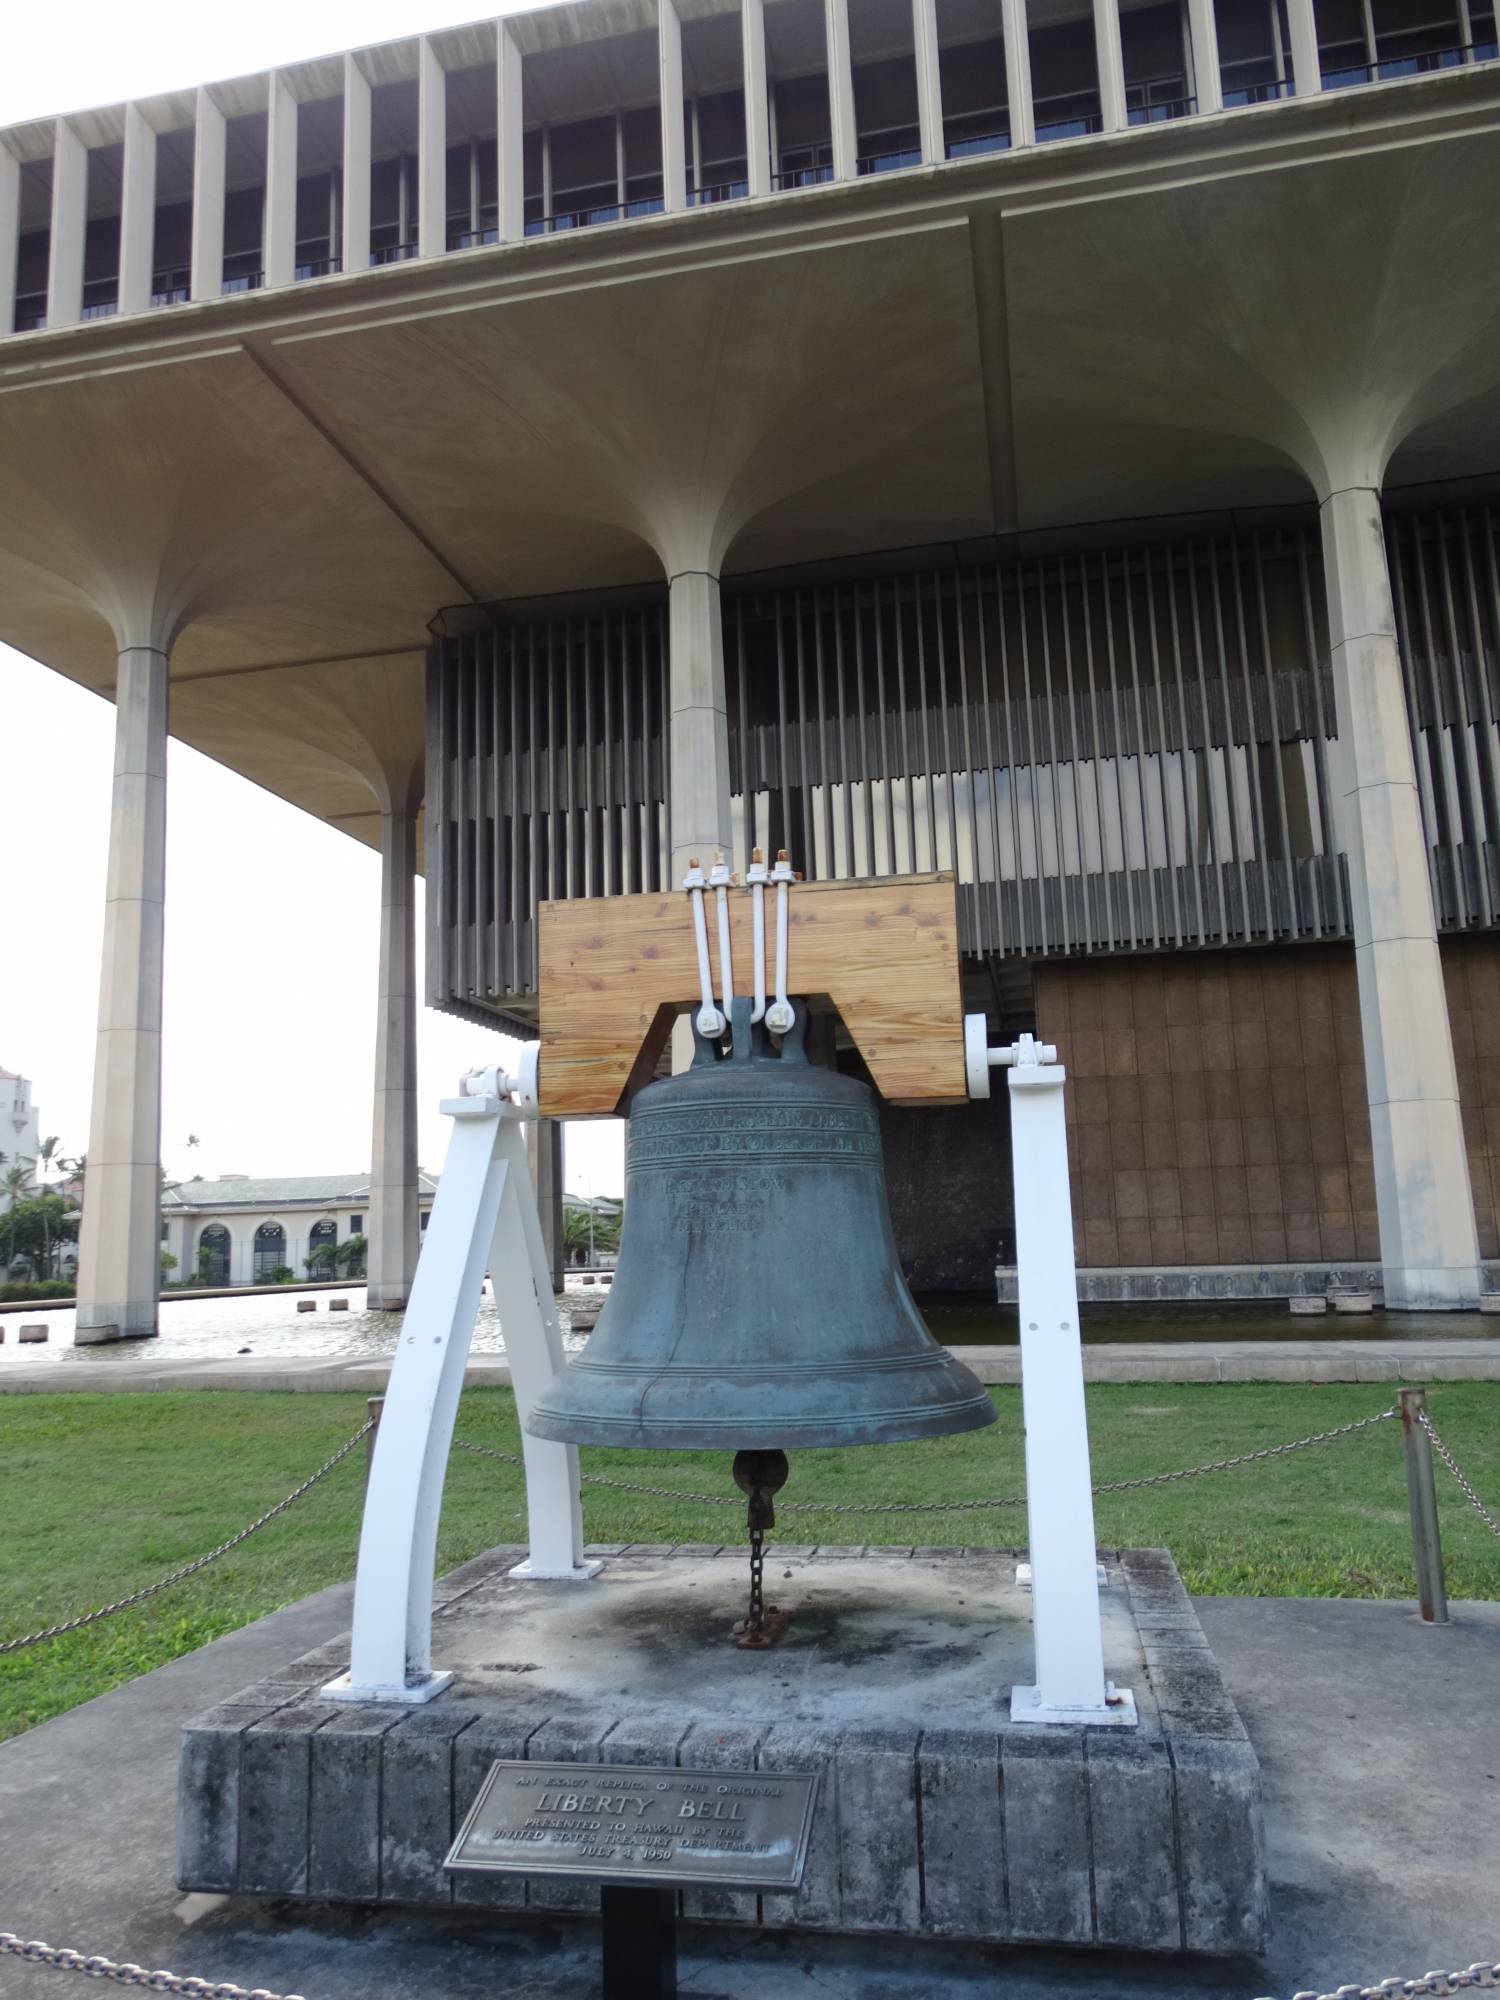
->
left=965, top=1021, right=1136, bottom=1727
left=490, top=1119, right=596, bottom=1580
left=324, top=1056, right=593, bottom=1706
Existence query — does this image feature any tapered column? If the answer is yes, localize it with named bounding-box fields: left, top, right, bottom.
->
left=667, top=571, right=733, bottom=881
left=1092, top=0, right=1127, bottom=132
left=0, top=142, right=19, bottom=336
left=659, top=0, right=688, bottom=211
left=191, top=89, right=226, bottom=302
left=368, top=804, right=421, bottom=1309
left=1286, top=0, right=1323, bottom=95
left=1186, top=0, right=1223, bottom=112
left=1001, top=0, right=1036, bottom=147
left=264, top=73, right=298, bottom=289
left=913, top=0, right=945, bottom=163
left=418, top=39, right=447, bottom=257
left=343, top=55, right=372, bottom=274
left=740, top=0, right=773, bottom=195
left=76, top=648, right=169, bottom=1343
left=824, top=0, right=859, bottom=178
left=48, top=119, right=87, bottom=328
left=526, top=1120, right=566, bottom=1290
left=497, top=21, right=525, bottom=239
left=1321, top=486, right=1480, bottom=1308
left=118, top=104, right=157, bottom=318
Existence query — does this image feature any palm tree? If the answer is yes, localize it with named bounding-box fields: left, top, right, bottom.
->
left=33, top=1138, right=61, bottom=1278
left=2, top=1166, right=28, bottom=1264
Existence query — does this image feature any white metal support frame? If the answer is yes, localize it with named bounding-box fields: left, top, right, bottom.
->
left=322, top=1046, right=597, bottom=1707
left=966, top=1019, right=1138, bottom=1727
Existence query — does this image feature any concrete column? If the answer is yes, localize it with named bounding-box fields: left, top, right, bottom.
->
left=667, top=570, right=734, bottom=882
left=1186, top=0, right=1223, bottom=112
left=191, top=89, right=226, bottom=302
left=48, top=119, right=88, bottom=328
left=526, top=1119, right=566, bottom=1290
left=418, top=38, right=447, bottom=258
left=367, top=804, right=420, bottom=1310
left=343, top=55, right=372, bottom=274
left=497, top=21, right=525, bottom=239
left=659, top=0, right=688, bottom=212
left=741, top=0, right=772, bottom=195
left=118, top=104, right=157, bottom=318
left=1092, top=0, right=1128, bottom=133
left=913, top=0, right=945, bottom=164
left=1286, top=0, right=1323, bottom=95
left=824, top=0, right=859, bottom=179
left=264, top=73, right=298, bottom=290
left=1321, top=485, right=1480, bottom=1308
left=0, top=142, right=19, bottom=336
left=1001, top=0, right=1036, bottom=147
left=76, top=647, right=169, bottom=1343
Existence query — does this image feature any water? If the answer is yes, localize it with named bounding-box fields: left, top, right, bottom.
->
left=1, top=1284, right=1492, bottom=1374
left=0, top=1282, right=602, bottom=1372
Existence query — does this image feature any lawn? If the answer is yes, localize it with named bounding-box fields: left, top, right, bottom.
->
left=2, top=1382, right=1497, bottom=1744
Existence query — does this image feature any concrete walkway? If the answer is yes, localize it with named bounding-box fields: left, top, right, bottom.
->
left=1, top=1580, right=1495, bottom=1999
left=2, top=1339, right=1498, bottom=1394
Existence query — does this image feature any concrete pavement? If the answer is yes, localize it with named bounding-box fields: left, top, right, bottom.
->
left=3, top=1339, right=1498, bottom=1394
left=1, top=1574, right=1496, bottom=1999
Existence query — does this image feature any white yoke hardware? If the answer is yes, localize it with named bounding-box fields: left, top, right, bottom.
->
left=765, top=851, right=796, bottom=1033
left=965, top=1018, right=1137, bottom=1728
left=709, top=855, right=736, bottom=1020
left=321, top=1051, right=597, bottom=1707
left=747, top=850, right=770, bottom=1022
left=683, top=859, right=725, bottom=1039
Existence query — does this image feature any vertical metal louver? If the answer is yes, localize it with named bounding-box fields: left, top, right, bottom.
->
left=723, top=529, right=1347, bottom=958
left=426, top=605, right=670, bottom=1013
left=1387, top=506, right=1500, bottom=930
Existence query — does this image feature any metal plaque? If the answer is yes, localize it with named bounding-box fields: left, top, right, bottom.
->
left=445, top=1760, right=818, bottom=1892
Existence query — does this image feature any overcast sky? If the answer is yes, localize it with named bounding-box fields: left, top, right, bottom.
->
left=0, top=0, right=624, bottom=1202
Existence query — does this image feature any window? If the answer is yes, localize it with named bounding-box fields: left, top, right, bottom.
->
left=348, top=1213, right=363, bottom=1234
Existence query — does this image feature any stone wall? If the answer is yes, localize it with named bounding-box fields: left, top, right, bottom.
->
left=1033, top=936, right=1500, bottom=1269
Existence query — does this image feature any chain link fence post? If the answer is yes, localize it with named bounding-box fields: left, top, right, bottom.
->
left=1397, top=1386, right=1449, bottom=1625
left=365, top=1397, right=384, bottom=1495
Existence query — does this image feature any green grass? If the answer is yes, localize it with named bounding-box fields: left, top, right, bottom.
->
left=2, top=1383, right=1498, bottom=1744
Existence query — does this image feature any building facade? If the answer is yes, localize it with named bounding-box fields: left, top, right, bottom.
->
left=1, top=1068, right=41, bottom=1202
left=160, top=1172, right=437, bottom=1288
left=4, top=0, right=1500, bottom=1329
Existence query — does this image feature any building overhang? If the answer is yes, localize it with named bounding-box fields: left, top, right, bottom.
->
left=3, top=67, right=1500, bottom=858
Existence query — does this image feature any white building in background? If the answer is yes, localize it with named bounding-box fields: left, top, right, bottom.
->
left=161, top=1170, right=437, bottom=1289
left=1, top=1067, right=40, bottom=1202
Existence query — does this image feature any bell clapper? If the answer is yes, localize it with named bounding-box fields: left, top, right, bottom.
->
left=731, top=1449, right=791, bottom=1650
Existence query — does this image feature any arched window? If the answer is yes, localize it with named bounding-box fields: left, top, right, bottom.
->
left=306, top=1218, right=337, bottom=1274
left=198, top=1224, right=231, bottom=1286
left=253, top=1221, right=287, bottom=1281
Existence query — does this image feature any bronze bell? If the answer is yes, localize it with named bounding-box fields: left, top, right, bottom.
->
left=526, top=1002, right=997, bottom=1453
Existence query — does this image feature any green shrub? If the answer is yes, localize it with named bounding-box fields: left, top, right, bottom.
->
left=0, top=1280, right=75, bottom=1302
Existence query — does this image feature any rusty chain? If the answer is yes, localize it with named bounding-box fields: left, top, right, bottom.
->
left=1418, top=1408, right=1500, bottom=1544
left=0, top=1420, right=374, bottom=1656
left=1257, top=1960, right=1500, bottom=1998
left=0, top=1933, right=306, bottom=1997
left=453, top=1406, right=1398, bottom=1515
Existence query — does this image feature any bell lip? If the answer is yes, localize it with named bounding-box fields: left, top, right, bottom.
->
left=524, top=1392, right=998, bottom=1452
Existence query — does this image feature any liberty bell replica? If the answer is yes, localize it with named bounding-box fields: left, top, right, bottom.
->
left=527, top=973, right=996, bottom=1639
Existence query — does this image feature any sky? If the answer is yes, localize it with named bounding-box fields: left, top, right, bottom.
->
left=0, top=0, right=625, bottom=1204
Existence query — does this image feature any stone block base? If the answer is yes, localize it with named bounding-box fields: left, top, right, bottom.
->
left=178, top=1545, right=1266, bottom=1956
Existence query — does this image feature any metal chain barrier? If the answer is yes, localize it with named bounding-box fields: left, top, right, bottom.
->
left=1256, top=1959, right=1499, bottom=1998
left=0, top=1932, right=307, bottom=1997
left=453, top=1406, right=1398, bottom=1516
left=1418, top=1408, right=1500, bottom=1544
left=0, top=1419, right=374, bottom=1657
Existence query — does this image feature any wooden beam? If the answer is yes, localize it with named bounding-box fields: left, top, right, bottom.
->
left=538, top=873, right=966, bottom=1116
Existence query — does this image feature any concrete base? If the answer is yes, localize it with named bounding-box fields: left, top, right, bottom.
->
left=177, top=1545, right=1267, bottom=1956
left=72, top=1321, right=158, bottom=1345
left=999, top=1262, right=1386, bottom=1303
